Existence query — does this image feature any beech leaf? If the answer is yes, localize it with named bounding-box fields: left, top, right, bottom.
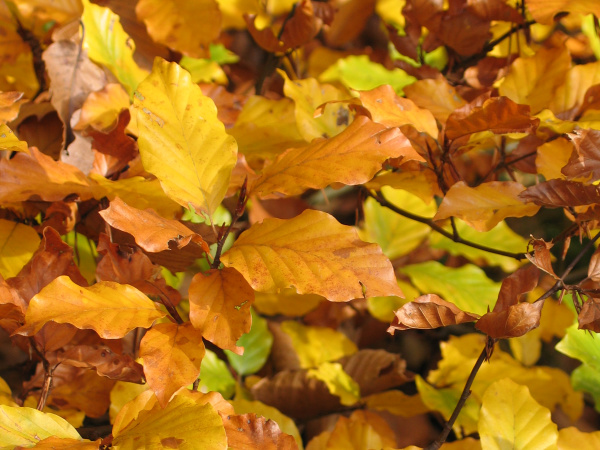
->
left=250, top=116, right=423, bottom=198
left=494, top=265, right=541, bottom=312
left=307, top=362, right=361, bottom=406
left=520, top=179, right=600, bottom=207
left=577, top=298, right=600, bottom=333
left=18, top=275, right=165, bottom=339
left=562, top=129, right=600, bottom=181
left=188, top=267, right=255, bottom=354
left=220, top=209, right=404, bottom=302
left=475, top=300, right=545, bottom=339
left=139, top=322, right=205, bottom=408
left=388, top=294, right=480, bottom=333
left=133, top=57, right=237, bottom=219
left=0, top=219, right=40, bottom=278
left=220, top=412, right=299, bottom=450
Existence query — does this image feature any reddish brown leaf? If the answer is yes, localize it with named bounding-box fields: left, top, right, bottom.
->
left=220, top=413, right=298, bottom=450
left=475, top=299, right=545, bottom=339
left=578, top=297, right=600, bottom=332
left=525, top=237, right=558, bottom=279
left=494, top=265, right=540, bottom=312
left=588, top=247, right=600, bottom=281
left=388, top=294, right=480, bottom=332
left=324, top=0, right=375, bottom=46
left=519, top=179, right=600, bottom=207
left=446, top=97, right=539, bottom=140
left=99, top=197, right=210, bottom=254
left=37, top=201, right=78, bottom=235
left=436, top=8, right=491, bottom=56
left=562, top=129, right=600, bottom=181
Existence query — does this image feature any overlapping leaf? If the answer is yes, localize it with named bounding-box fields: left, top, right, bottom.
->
left=221, top=209, right=404, bottom=302
left=519, top=179, right=600, bottom=207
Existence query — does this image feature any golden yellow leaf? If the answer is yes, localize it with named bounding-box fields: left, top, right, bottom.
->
left=221, top=209, right=404, bottom=302
left=0, top=91, right=26, bottom=124
left=536, top=138, right=573, bottom=180
left=136, top=0, right=221, bottom=58
left=404, top=78, right=466, bottom=123
left=526, top=0, right=600, bottom=25
left=365, top=390, right=429, bottom=417
left=74, top=84, right=130, bottom=133
left=0, top=219, right=40, bottom=278
left=109, top=381, right=149, bottom=424
left=0, top=124, right=27, bottom=152
left=133, top=58, right=237, bottom=220
left=251, top=116, right=423, bottom=198
left=550, top=61, right=600, bottom=115
left=139, top=322, right=205, bottom=408
left=558, top=427, right=600, bottom=450
left=19, top=437, right=101, bottom=449
left=188, top=267, right=254, bottom=354
left=18, top=276, right=165, bottom=339
left=0, top=377, right=16, bottom=407
left=479, top=378, right=558, bottom=450
left=13, top=0, right=82, bottom=24
left=434, top=181, right=540, bottom=232
left=253, top=289, right=323, bottom=317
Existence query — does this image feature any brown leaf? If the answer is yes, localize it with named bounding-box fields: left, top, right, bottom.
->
left=525, top=237, right=558, bottom=279
left=436, top=8, right=491, bottom=56
left=562, top=129, right=600, bottom=181
left=325, top=0, right=375, bottom=47
left=588, top=247, right=600, bottom=281
left=99, top=197, right=210, bottom=254
left=388, top=294, right=480, bottom=332
left=494, top=265, right=540, bottom=312
left=475, top=299, right=545, bottom=339
left=446, top=97, right=539, bottom=140
left=519, top=179, right=600, bottom=207
left=189, top=268, right=254, bottom=354
left=220, top=413, right=298, bottom=450
left=578, top=297, right=600, bottom=332
left=37, top=201, right=78, bottom=235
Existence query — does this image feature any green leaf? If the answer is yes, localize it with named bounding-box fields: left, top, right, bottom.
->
left=430, top=220, right=528, bottom=272
left=367, top=280, right=419, bottom=323
left=360, top=187, right=435, bottom=260
left=225, top=309, right=273, bottom=376
left=198, top=350, right=236, bottom=399
left=400, top=261, right=501, bottom=316
left=82, top=0, right=148, bottom=95
left=0, top=405, right=81, bottom=448
left=319, top=55, right=416, bottom=95
left=307, top=362, right=360, bottom=406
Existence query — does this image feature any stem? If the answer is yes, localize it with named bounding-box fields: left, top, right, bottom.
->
left=144, top=280, right=183, bottom=325
left=192, top=379, right=200, bottom=391
left=367, top=190, right=527, bottom=260
left=425, top=344, right=489, bottom=450
left=29, top=338, right=54, bottom=411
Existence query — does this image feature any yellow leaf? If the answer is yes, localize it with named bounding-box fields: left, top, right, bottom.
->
left=188, top=268, right=254, bottom=354
left=18, top=276, right=165, bottom=339
left=22, top=397, right=84, bottom=428
left=307, top=362, right=360, bottom=406
left=23, top=437, right=101, bottom=449
left=479, top=378, right=558, bottom=450
left=498, top=47, right=571, bottom=114
left=550, top=61, right=600, bottom=115
left=536, top=138, right=573, bottom=180
left=281, top=321, right=357, bottom=368
left=281, top=70, right=352, bottom=142
left=112, top=395, right=227, bottom=449
left=251, top=116, right=423, bottom=198
left=221, top=209, right=404, bottom=302
left=13, top=0, right=83, bottom=24
left=0, top=377, right=16, bottom=407
left=139, top=322, right=205, bottom=408
left=434, top=181, right=540, bottom=232
left=0, top=124, right=27, bottom=152
left=82, top=0, right=149, bottom=95
left=253, top=289, right=323, bottom=317
left=0, top=405, right=81, bottom=448
left=74, top=84, right=130, bottom=133
left=133, top=57, right=237, bottom=220
left=358, top=84, right=439, bottom=138
left=365, top=390, right=429, bottom=417
left=509, top=327, right=542, bottom=367
left=558, top=427, right=600, bottom=450
left=0, top=219, right=40, bottom=278
left=136, top=0, right=221, bottom=58
left=109, top=381, right=149, bottom=424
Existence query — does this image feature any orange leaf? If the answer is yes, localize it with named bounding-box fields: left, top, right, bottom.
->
left=519, top=179, right=600, bottom=207
left=139, top=321, right=205, bottom=407
left=525, top=237, right=558, bottom=279
left=99, top=197, right=210, bottom=254
left=221, top=209, right=403, bottom=302
left=250, top=116, right=423, bottom=198
left=220, top=413, right=298, bottom=450
left=526, top=0, right=600, bottom=24
left=188, top=268, right=254, bottom=354
left=588, top=247, right=600, bottom=281
left=475, top=299, right=545, bottom=339
left=388, top=294, right=480, bottom=332
left=445, top=96, right=539, bottom=140
left=434, top=181, right=540, bottom=232
left=404, top=78, right=466, bottom=123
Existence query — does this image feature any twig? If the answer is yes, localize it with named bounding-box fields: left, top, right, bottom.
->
left=29, top=338, right=55, bottom=411
left=144, top=280, right=183, bottom=325
left=367, top=190, right=527, bottom=260
left=192, top=379, right=200, bottom=391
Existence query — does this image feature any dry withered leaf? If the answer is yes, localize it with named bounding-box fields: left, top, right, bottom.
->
left=220, top=413, right=298, bottom=450
left=526, top=237, right=558, bottom=279
left=475, top=299, right=545, bottom=339
left=562, top=129, right=600, bottom=181
left=520, top=179, right=600, bottom=207
left=578, top=297, right=600, bottom=332
left=388, top=294, right=480, bottom=333
left=494, top=265, right=540, bottom=312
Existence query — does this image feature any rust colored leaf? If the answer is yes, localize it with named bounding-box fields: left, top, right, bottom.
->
left=588, top=247, right=600, bottom=281
left=446, top=97, right=539, bottom=141
left=220, top=413, right=298, bottom=450
left=436, top=8, right=491, bottom=56
left=188, top=268, right=254, bottom=354
left=56, top=345, right=144, bottom=383
left=475, top=299, right=545, bottom=339
left=526, top=237, right=558, bottom=279
left=519, top=179, right=600, bottom=207
left=388, top=294, right=480, bottom=333
left=562, top=129, right=600, bottom=181
left=38, top=201, right=78, bottom=235
left=434, top=181, right=540, bottom=232
left=325, top=0, right=375, bottom=46
left=99, top=197, right=210, bottom=254
left=250, top=115, right=423, bottom=198
left=0, top=147, right=93, bottom=203
left=494, top=265, right=540, bottom=312
left=578, top=297, right=600, bottom=332
left=139, top=322, right=205, bottom=408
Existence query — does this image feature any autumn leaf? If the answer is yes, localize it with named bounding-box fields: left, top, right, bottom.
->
left=562, top=129, right=600, bottom=181
left=221, top=412, right=298, bottom=450
left=0, top=219, right=40, bottom=278
left=519, top=179, right=600, bottom=207
left=220, top=209, right=404, bottom=302
left=133, top=57, right=237, bottom=220
left=17, top=275, right=165, bottom=339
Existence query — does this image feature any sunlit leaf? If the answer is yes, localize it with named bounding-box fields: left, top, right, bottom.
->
left=281, top=321, right=357, bottom=368
left=0, top=124, right=27, bottom=152
left=0, top=219, right=40, bottom=278
left=220, top=412, right=298, bottom=450
left=221, top=209, right=403, bottom=302
left=478, top=378, right=558, bottom=450
left=435, top=181, right=540, bottom=232
left=18, top=275, right=165, bottom=339
left=558, top=426, right=600, bottom=449
left=526, top=0, right=600, bottom=25
left=225, top=309, right=273, bottom=376
left=365, top=390, right=429, bottom=417
left=17, top=436, right=101, bottom=448
left=133, top=58, right=237, bottom=219
left=536, top=137, right=573, bottom=180
left=109, top=382, right=149, bottom=424
left=404, top=78, right=466, bottom=123
left=519, top=179, right=600, bottom=207
left=74, top=84, right=130, bottom=133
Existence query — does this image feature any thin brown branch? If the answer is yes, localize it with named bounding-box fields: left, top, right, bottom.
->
left=144, top=280, right=184, bottom=325
left=212, top=177, right=248, bottom=269
left=29, top=338, right=55, bottom=411
left=367, top=190, right=527, bottom=260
